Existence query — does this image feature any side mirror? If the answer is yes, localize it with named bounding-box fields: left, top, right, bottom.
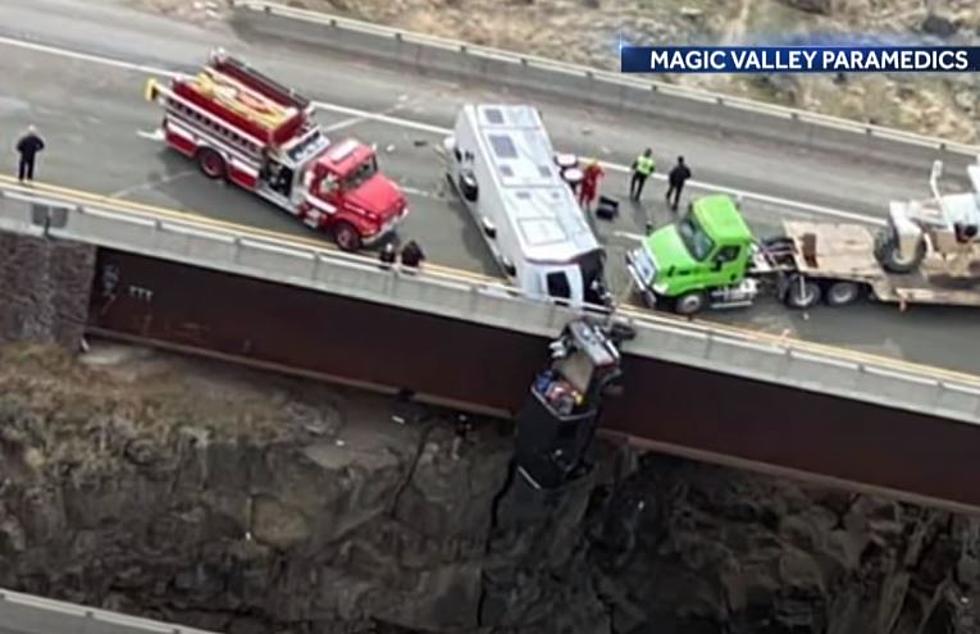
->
left=712, top=258, right=724, bottom=271
left=666, top=265, right=676, bottom=277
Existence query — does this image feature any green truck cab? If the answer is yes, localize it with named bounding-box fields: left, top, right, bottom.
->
left=626, top=194, right=760, bottom=315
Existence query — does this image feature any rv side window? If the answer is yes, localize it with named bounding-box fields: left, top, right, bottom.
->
left=546, top=272, right=571, bottom=299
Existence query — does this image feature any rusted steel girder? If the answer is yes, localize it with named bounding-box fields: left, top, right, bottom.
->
left=87, top=249, right=980, bottom=512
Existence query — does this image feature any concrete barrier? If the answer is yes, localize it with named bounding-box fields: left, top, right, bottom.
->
left=231, top=1, right=979, bottom=171
left=3, top=181, right=979, bottom=426
left=0, top=587, right=216, bottom=634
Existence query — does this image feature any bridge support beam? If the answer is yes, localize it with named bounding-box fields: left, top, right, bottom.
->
left=83, top=248, right=980, bottom=512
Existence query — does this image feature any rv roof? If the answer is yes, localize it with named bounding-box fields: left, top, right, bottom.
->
left=466, top=104, right=601, bottom=262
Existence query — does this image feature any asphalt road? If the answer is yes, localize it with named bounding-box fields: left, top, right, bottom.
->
left=1, top=0, right=979, bottom=375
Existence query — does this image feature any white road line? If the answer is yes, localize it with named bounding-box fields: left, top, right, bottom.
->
left=320, top=99, right=420, bottom=133
left=313, top=102, right=451, bottom=136
left=0, top=34, right=180, bottom=77
left=0, top=34, right=885, bottom=227
left=321, top=115, right=365, bottom=133
left=310, top=110, right=883, bottom=226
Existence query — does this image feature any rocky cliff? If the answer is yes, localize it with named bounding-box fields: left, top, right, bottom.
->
left=0, top=343, right=978, bottom=633
left=0, top=232, right=94, bottom=348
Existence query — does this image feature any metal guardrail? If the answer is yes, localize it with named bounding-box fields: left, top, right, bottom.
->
left=0, top=586, right=216, bottom=634
left=2, top=183, right=980, bottom=425
left=231, top=0, right=980, bottom=158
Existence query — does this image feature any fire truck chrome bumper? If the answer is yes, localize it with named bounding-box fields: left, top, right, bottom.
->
left=364, top=208, right=410, bottom=246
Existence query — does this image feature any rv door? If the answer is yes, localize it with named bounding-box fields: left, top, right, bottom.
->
left=544, top=267, right=583, bottom=304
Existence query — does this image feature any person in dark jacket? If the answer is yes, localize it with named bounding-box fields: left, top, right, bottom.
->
left=378, top=241, right=397, bottom=269
left=400, top=240, right=425, bottom=269
left=665, top=156, right=692, bottom=211
left=16, top=126, right=45, bottom=182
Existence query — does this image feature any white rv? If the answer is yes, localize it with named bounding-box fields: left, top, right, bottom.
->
left=443, top=104, right=610, bottom=306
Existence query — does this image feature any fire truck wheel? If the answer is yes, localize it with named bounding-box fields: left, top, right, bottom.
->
left=197, top=149, right=227, bottom=180
left=333, top=222, right=362, bottom=252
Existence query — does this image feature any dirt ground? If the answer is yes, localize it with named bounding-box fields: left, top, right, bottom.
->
left=0, top=341, right=388, bottom=482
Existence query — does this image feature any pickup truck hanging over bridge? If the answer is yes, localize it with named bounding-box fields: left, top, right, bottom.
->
left=144, top=49, right=408, bottom=251
left=627, top=157, right=980, bottom=315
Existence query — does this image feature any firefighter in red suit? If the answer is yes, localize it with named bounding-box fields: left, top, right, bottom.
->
left=579, top=159, right=604, bottom=211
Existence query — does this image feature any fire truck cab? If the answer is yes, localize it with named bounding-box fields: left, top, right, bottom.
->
left=145, top=49, right=408, bottom=251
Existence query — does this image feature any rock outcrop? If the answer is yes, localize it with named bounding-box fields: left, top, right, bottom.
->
left=1, top=344, right=979, bottom=633
left=0, top=232, right=95, bottom=348
left=589, top=456, right=980, bottom=633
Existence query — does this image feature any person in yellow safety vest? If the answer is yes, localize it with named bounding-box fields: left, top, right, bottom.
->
left=629, top=148, right=656, bottom=201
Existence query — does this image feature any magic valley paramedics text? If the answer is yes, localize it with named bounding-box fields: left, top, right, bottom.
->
left=648, top=48, right=971, bottom=72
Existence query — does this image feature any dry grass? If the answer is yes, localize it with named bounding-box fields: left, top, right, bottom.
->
left=0, top=344, right=330, bottom=481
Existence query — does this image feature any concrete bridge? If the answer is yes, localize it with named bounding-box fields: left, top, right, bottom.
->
left=0, top=586, right=215, bottom=634
left=2, top=178, right=979, bottom=513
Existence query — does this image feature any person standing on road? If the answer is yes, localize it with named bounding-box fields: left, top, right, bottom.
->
left=15, top=125, right=45, bottom=183
left=629, top=148, right=655, bottom=201
left=400, top=240, right=425, bottom=270
left=579, top=159, right=605, bottom=211
left=378, top=241, right=397, bottom=270
left=665, top=156, right=692, bottom=211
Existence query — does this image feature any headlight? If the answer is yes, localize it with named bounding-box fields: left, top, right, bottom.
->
left=652, top=282, right=668, bottom=295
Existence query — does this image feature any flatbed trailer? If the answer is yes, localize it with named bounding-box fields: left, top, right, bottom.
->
left=762, top=220, right=980, bottom=310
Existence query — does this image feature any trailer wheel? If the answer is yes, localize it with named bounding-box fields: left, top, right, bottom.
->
left=784, top=275, right=821, bottom=309
left=197, top=148, right=227, bottom=180
left=825, top=281, right=862, bottom=307
left=875, top=229, right=924, bottom=273
left=333, top=222, right=362, bottom=252
left=673, top=291, right=706, bottom=315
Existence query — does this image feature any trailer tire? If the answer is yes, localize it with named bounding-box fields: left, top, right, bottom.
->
left=197, top=148, right=227, bottom=180
left=824, top=281, right=862, bottom=307
left=875, top=229, right=924, bottom=273
left=333, top=222, right=362, bottom=252
left=784, top=275, right=821, bottom=309
left=673, top=290, right=706, bottom=315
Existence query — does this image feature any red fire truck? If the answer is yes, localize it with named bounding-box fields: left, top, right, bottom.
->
left=144, top=50, right=408, bottom=251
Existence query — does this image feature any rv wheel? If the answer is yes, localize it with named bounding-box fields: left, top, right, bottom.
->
left=673, top=291, right=706, bottom=315
left=784, top=275, right=821, bottom=309
left=197, top=148, right=227, bottom=180
left=333, top=222, right=362, bottom=252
